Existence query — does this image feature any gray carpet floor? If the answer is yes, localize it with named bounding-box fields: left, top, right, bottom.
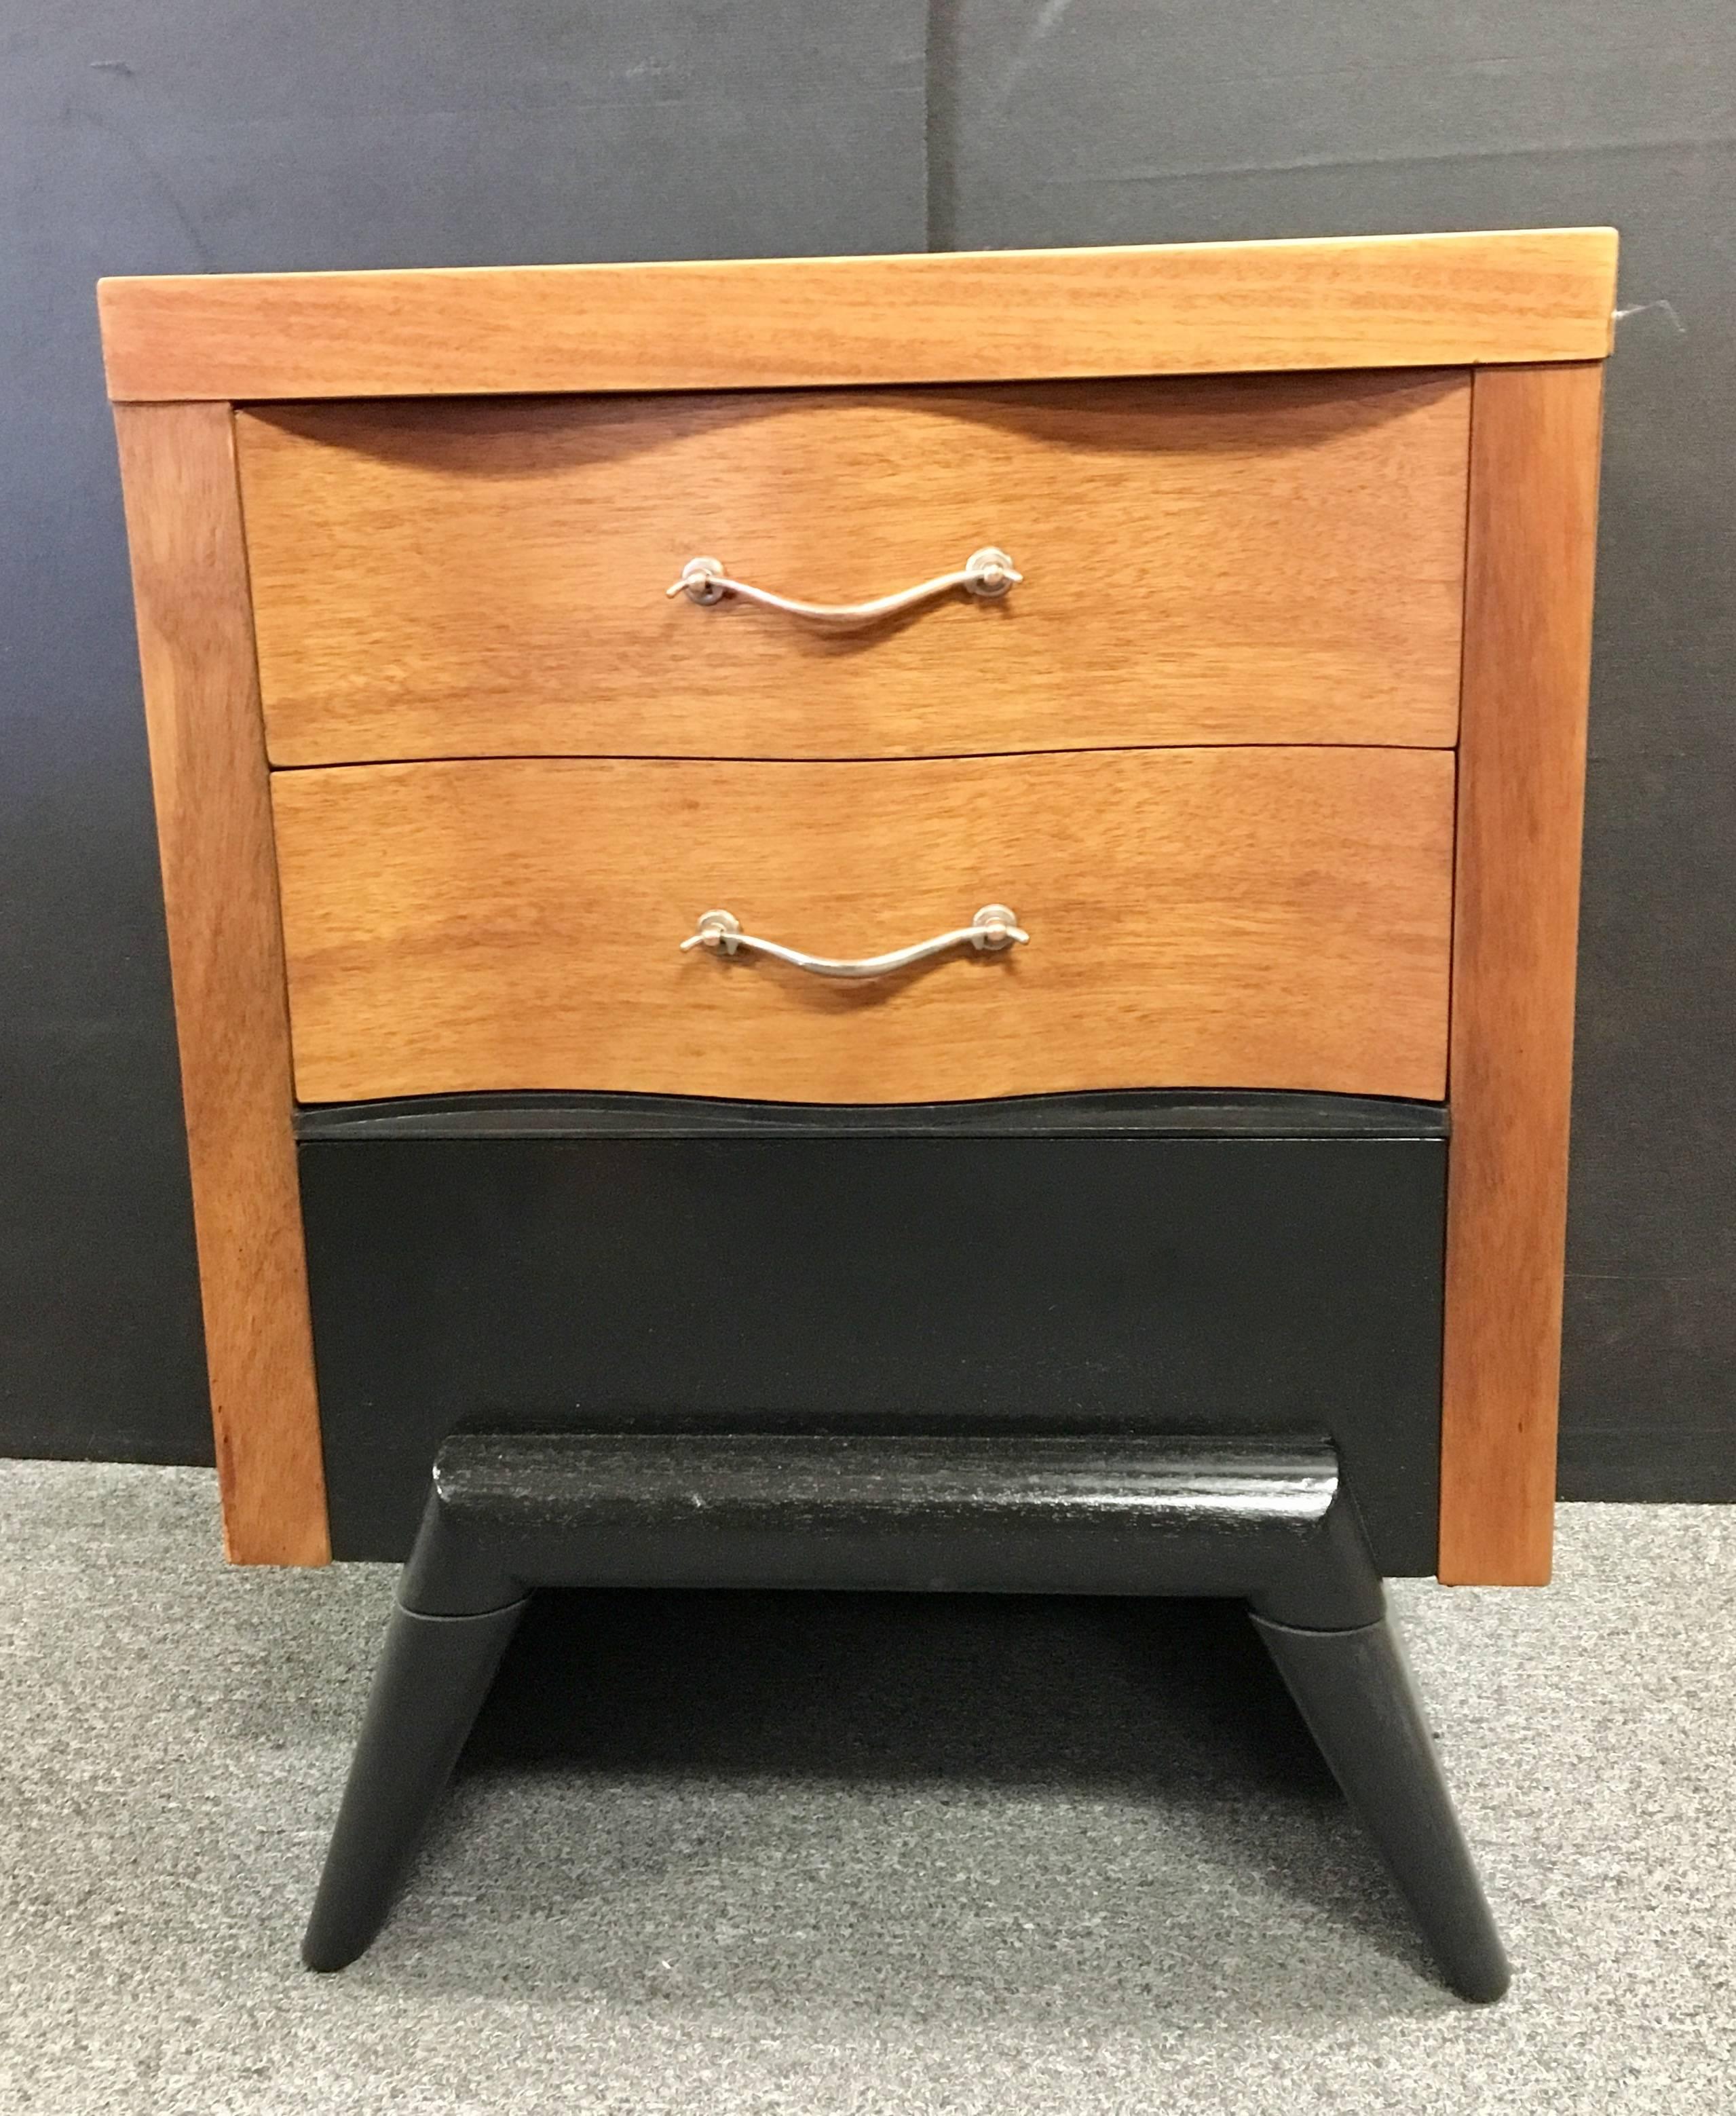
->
left=1, top=1463, right=1731, bottom=2114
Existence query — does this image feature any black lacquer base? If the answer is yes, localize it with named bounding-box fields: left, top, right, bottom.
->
left=297, top=1091, right=1448, bottom=1574
left=301, top=1428, right=1508, bottom=2001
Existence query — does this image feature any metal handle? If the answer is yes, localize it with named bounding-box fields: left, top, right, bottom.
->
left=680, top=903, right=1030, bottom=981
left=664, top=546, right=1022, bottom=626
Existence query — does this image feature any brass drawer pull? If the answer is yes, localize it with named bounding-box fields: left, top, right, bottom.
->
left=665, top=546, right=1022, bottom=626
left=680, top=903, right=1029, bottom=981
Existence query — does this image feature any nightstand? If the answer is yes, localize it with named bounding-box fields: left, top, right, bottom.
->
left=101, top=229, right=1614, bottom=1992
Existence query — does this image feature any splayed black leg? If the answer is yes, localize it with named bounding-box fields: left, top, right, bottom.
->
left=302, top=1427, right=1507, bottom=1997
left=301, top=1594, right=527, bottom=1972
left=1252, top=1609, right=1510, bottom=2003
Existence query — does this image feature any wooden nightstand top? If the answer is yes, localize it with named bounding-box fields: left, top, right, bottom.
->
left=99, top=227, right=1617, bottom=402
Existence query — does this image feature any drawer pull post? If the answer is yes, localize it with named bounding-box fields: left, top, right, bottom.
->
left=680, top=903, right=1029, bottom=981
left=665, top=547, right=1021, bottom=625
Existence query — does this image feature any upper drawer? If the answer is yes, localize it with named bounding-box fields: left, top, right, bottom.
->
left=236, top=372, right=1469, bottom=766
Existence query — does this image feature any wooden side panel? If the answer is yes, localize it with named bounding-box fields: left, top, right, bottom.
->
left=236, top=373, right=1470, bottom=766
left=1439, top=364, right=1604, bottom=1585
left=271, top=749, right=1456, bottom=1107
left=98, top=228, right=1618, bottom=401
left=113, top=402, right=328, bottom=1566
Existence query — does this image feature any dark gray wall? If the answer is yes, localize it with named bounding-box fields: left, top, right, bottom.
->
left=3, top=3, right=1731, bottom=1493
left=0, top=1, right=927, bottom=1462
left=935, top=1, right=1736, bottom=1498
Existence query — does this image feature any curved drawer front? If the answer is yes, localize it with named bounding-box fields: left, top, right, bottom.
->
left=273, top=749, right=1454, bottom=1106
left=238, top=371, right=1469, bottom=766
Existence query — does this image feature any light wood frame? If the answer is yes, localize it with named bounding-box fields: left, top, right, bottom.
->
left=112, top=402, right=328, bottom=1564
left=102, top=232, right=1613, bottom=1575
left=1439, top=364, right=1604, bottom=1583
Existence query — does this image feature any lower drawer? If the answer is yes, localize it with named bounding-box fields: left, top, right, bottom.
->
left=271, top=747, right=1455, bottom=1105
left=298, top=1093, right=1446, bottom=1573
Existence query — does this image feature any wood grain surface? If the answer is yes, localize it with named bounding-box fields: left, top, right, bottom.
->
left=1439, top=364, right=1604, bottom=1587
left=237, top=372, right=1471, bottom=765
left=98, top=229, right=1617, bottom=401
left=271, top=749, right=1455, bottom=1106
left=112, top=402, right=328, bottom=1566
